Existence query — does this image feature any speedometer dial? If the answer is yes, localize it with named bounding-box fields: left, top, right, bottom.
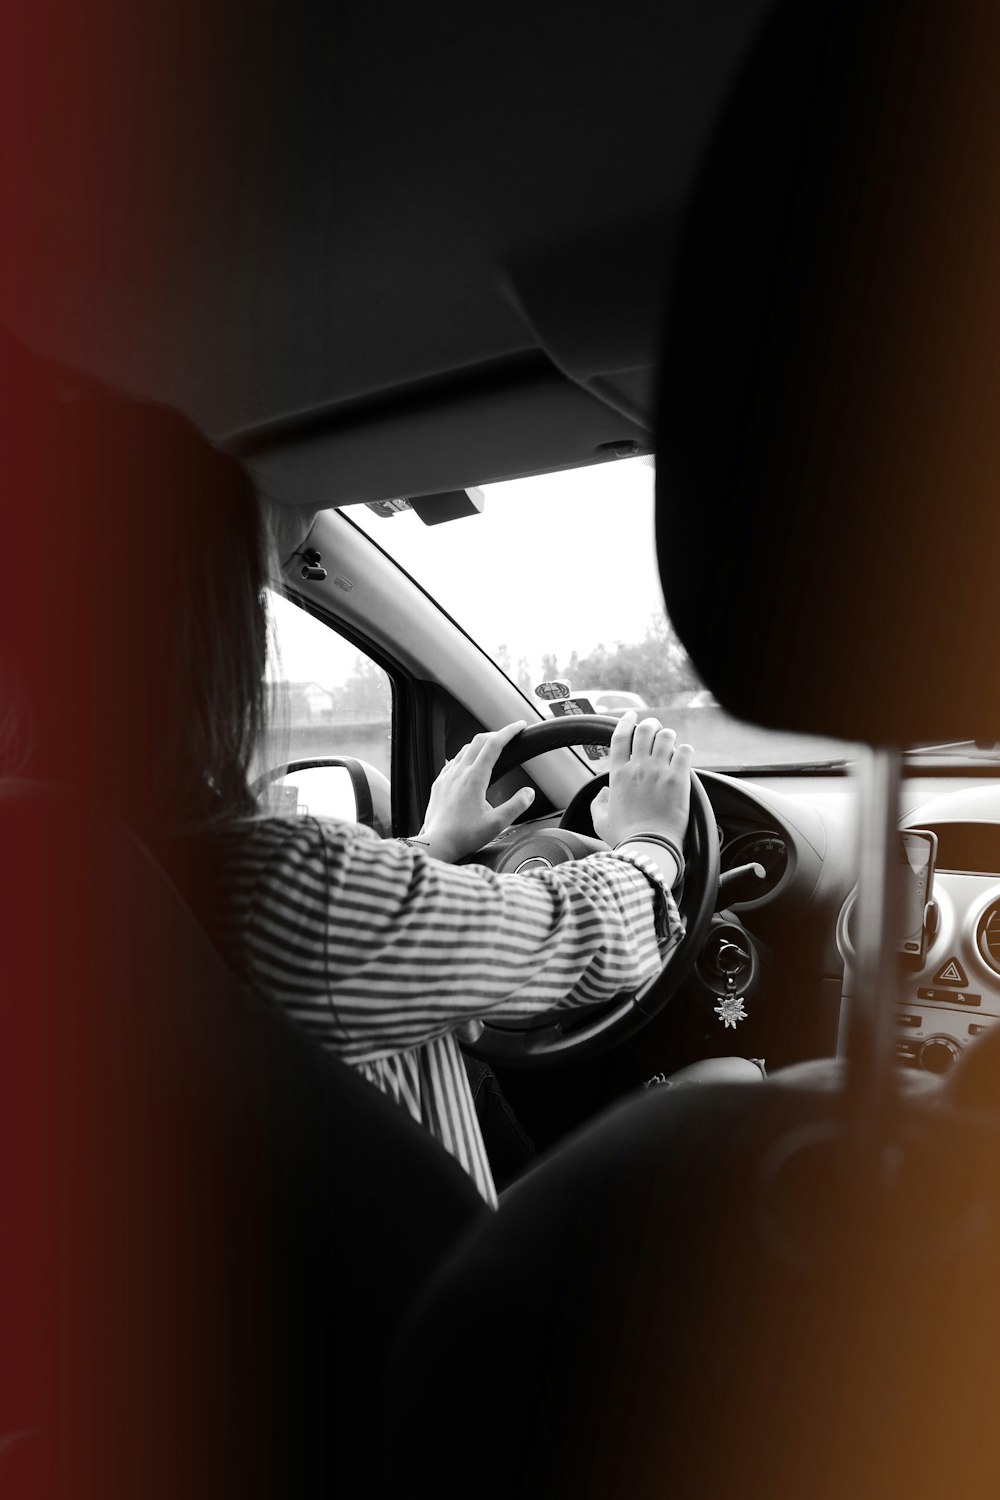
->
left=721, top=831, right=789, bottom=898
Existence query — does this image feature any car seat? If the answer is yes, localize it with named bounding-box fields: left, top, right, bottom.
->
left=0, top=778, right=484, bottom=1499
left=385, top=3, right=1000, bottom=1495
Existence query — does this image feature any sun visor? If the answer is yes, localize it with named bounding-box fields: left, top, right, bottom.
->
left=236, top=354, right=651, bottom=509
left=654, top=0, right=1000, bottom=748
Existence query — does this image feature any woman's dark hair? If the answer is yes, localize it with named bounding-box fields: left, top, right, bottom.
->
left=2, top=330, right=273, bottom=843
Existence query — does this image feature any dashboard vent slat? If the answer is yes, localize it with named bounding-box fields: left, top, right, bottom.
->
left=976, top=903, right=1000, bottom=977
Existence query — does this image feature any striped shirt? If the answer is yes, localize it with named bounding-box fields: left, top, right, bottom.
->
left=202, top=815, right=684, bottom=1206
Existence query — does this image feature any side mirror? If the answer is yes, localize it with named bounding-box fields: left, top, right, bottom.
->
left=264, top=757, right=392, bottom=837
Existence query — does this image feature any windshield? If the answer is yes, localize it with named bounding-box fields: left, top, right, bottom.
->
left=353, top=458, right=863, bottom=770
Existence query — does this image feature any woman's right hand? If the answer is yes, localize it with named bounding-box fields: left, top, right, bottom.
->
left=416, top=720, right=536, bottom=863
left=591, top=712, right=692, bottom=849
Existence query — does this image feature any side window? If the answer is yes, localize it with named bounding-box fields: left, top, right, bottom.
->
left=262, top=590, right=393, bottom=823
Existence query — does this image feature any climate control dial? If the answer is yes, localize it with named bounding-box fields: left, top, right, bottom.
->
left=918, top=1035, right=961, bottom=1075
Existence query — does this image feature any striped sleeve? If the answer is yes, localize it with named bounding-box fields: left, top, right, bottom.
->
left=212, top=815, right=684, bottom=1067
left=355, top=1035, right=498, bottom=1205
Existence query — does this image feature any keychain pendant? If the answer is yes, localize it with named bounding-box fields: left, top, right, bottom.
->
left=715, top=988, right=748, bottom=1029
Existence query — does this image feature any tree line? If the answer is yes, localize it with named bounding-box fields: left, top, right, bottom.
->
left=282, top=612, right=702, bottom=720
left=497, top=612, right=700, bottom=707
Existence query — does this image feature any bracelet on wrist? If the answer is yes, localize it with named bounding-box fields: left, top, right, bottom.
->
left=614, top=831, right=685, bottom=867
left=400, top=836, right=431, bottom=848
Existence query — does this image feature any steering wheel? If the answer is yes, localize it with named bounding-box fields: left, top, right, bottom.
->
left=464, top=714, right=720, bottom=1065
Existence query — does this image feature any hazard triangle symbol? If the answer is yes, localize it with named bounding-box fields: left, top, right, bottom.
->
left=933, top=957, right=968, bottom=987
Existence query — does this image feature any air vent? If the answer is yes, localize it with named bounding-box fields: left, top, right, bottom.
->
left=977, top=902, right=1000, bottom=976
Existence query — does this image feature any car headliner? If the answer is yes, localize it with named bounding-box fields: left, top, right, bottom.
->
left=2, top=0, right=774, bottom=508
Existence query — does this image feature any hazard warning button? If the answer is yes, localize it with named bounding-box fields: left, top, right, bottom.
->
left=933, top=957, right=969, bottom=987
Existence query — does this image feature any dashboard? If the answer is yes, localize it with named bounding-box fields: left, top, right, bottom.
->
left=839, top=784, right=1000, bottom=1076
left=516, top=765, right=1000, bottom=1079
left=710, top=772, right=1000, bottom=1077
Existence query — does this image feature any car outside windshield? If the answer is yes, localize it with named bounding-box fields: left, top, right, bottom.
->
left=351, top=458, right=859, bottom=771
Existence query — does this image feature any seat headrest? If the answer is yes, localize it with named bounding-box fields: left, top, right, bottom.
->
left=655, top=0, right=1000, bottom=746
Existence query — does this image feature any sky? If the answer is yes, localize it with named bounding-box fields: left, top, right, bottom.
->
left=351, top=457, right=668, bottom=683
left=269, top=457, right=670, bottom=687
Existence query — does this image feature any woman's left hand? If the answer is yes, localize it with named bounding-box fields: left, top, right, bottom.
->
left=417, top=721, right=536, bottom=863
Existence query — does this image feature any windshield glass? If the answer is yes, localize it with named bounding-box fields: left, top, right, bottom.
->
left=352, top=458, right=861, bottom=770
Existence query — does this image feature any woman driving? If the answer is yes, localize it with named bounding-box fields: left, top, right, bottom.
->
left=3, top=330, right=691, bottom=1206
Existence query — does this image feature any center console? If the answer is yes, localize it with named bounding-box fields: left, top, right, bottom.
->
left=836, top=827, right=1000, bottom=1076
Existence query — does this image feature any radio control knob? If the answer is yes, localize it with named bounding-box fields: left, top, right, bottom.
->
left=919, top=1035, right=961, bottom=1074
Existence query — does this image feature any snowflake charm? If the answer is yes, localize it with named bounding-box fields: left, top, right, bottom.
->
left=714, top=993, right=748, bottom=1029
